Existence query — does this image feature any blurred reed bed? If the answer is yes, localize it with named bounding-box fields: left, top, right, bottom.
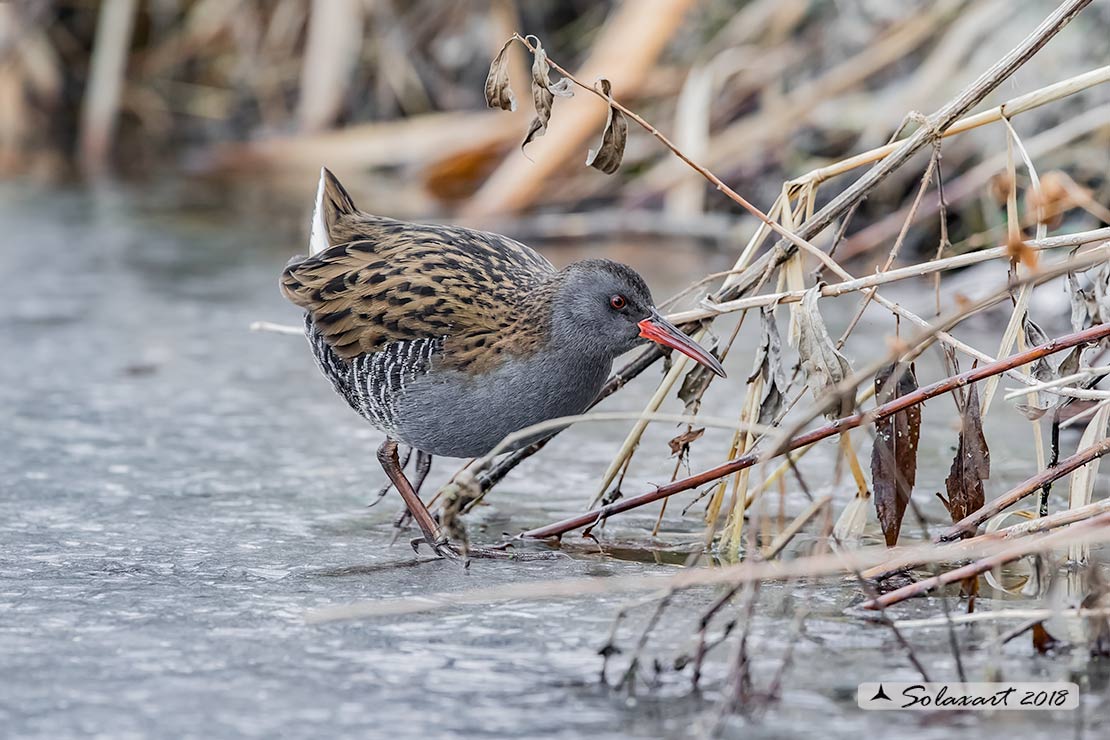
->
left=3, top=0, right=1106, bottom=258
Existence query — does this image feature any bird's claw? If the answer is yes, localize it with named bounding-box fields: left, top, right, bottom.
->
left=410, top=535, right=463, bottom=562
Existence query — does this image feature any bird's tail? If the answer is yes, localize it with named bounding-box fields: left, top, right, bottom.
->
left=309, top=167, right=358, bottom=256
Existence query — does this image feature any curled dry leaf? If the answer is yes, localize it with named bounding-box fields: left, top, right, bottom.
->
left=585, top=78, right=627, bottom=174
left=1015, top=315, right=1083, bottom=419
left=937, top=380, right=990, bottom=525
left=521, top=39, right=574, bottom=151
left=796, top=287, right=852, bottom=419
left=1069, top=262, right=1110, bottom=335
left=484, top=38, right=517, bottom=112
left=1069, top=269, right=1099, bottom=333
left=677, top=367, right=712, bottom=413
left=668, top=427, right=705, bottom=457
left=747, top=307, right=787, bottom=425
left=1068, top=404, right=1109, bottom=565
left=871, top=363, right=921, bottom=547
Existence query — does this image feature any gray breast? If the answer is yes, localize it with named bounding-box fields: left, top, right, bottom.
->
left=393, top=348, right=612, bottom=458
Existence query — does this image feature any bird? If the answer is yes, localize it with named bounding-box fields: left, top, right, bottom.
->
left=281, top=168, right=725, bottom=558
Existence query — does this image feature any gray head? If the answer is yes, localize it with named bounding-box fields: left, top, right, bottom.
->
left=549, top=259, right=725, bottom=376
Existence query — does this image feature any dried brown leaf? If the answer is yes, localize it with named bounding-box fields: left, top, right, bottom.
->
left=484, top=38, right=516, bottom=112
left=1005, top=232, right=1038, bottom=271
left=550, top=78, right=574, bottom=96
left=938, top=380, right=990, bottom=525
left=585, top=79, right=627, bottom=175
left=1023, top=315, right=1049, bottom=348
left=1026, top=171, right=1072, bottom=229
left=676, top=364, right=711, bottom=411
left=668, top=427, right=705, bottom=457
left=677, top=334, right=720, bottom=413
left=989, top=172, right=1015, bottom=205
left=747, top=307, right=787, bottom=425
left=871, top=363, right=921, bottom=547
left=1058, top=345, right=1082, bottom=379
left=521, top=40, right=574, bottom=151
left=796, top=287, right=852, bottom=419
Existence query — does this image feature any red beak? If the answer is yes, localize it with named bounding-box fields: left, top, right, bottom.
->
left=638, top=312, right=726, bottom=377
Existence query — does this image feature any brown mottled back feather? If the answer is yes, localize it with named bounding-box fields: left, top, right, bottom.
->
left=281, top=183, right=558, bottom=372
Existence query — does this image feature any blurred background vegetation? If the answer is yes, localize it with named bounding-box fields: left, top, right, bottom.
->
left=2, top=0, right=1108, bottom=264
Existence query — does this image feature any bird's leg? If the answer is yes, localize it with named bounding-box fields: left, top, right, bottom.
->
left=387, top=450, right=433, bottom=541
left=390, top=449, right=434, bottom=529
left=368, top=445, right=411, bottom=507
left=376, top=444, right=547, bottom=562
left=412, top=450, right=433, bottom=494
left=389, top=509, right=414, bottom=544
left=376, top=439, right=456, bottom=560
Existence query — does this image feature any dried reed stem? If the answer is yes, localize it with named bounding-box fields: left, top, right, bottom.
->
left=307, top=511, right=1110, bottom=623
left=79, top=0, right=138, bottom=173
left=667, top=228, right=1110, bottom=324
left=796, top=64, right=1110, bottom=187
left=863, top=497, right=1110, bottom=582
left=863, top=512, right=1110, bottom=610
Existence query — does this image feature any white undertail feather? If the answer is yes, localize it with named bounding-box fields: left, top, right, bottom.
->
left=309, top=166, right=330, bottom=256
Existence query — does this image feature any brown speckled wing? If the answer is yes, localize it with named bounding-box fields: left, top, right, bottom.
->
left=281, top=216, right=558, bottom=372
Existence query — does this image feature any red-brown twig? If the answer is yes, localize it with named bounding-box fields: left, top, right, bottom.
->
left=861, top=512, right=1110, bottom=610
left=521, top=322, right=1110, bottom=540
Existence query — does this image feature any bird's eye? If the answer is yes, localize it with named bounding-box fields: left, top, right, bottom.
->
left=609, top=294, right=627, bottom=310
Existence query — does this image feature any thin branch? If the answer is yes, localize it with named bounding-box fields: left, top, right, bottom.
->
left=668, top=228, right=1110, bottom=324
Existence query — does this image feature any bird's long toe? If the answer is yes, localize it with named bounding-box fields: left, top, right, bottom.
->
left=409, top=535, right=462, bottom=562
